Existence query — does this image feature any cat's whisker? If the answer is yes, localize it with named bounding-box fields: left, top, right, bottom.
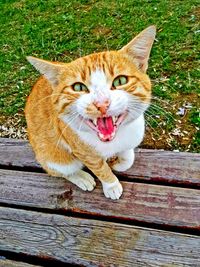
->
left=54, top=113, right=79, bottom=153
left=144, top=116, right=159, bottom=134
left=145, top=102, right=174, bottom=121
left=36, top=115, right=78, bottom=139
left=78, top=116, right=85, bottom=132
left=30, top=93, right=70, bottom=110
left=145, top=112, right=164, bottom=131
left=140, top=95, right=171, bottom=106
left=62, top=113, right=79, bottom=127
left=149, top=101, right=173, bottom=112
left=151, top=96, right=170, bottom=104
left=128, top=98, right=174, bottom=121
left=129, top=102, right=173, bottom=121
left=128, top=104, right=163, bottom=132
left=128, top=108, right=155, bottom=133
left=54, top=124, right=69, bottom=154
left=128, top=104, right=147, bottom=117
left=130, top=94, right=171, bottom=107
left=128, top=110, right=157, bottom=135
left=128, top=104, right=147, bottom=111
left=148, top=105, right=174, bottom=121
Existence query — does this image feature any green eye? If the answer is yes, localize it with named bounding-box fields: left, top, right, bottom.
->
left=113, top=76, right=128, bottom=88
left=73, top=83, right=88, bottom=92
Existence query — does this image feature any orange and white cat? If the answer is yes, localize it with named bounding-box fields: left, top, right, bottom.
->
left=25, top=26, right=156, bottom=200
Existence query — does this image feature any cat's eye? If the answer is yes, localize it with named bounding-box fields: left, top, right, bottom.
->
left=112, top=76, right=128, bottom=88
left=72, top=82, right=88, bottom=92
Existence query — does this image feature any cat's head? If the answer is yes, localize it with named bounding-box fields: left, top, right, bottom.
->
left=27, top=25, right=156, bottom=142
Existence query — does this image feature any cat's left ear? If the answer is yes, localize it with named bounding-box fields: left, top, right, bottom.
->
left=27, top=56, right=65, bottom=87
left=120, top=25, right=156, bottom=72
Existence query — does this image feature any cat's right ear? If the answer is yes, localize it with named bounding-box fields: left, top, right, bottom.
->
left=120, top=25, right=156, bottom=73
left=27, top=56, right=64, bottom=87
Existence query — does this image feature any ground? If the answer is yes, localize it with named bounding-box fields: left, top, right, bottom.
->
left=0, top=0, right=199, bottom=152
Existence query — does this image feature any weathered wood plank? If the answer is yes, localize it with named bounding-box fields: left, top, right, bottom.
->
left=0, top=138, right=199, bottom=185
left=0, top=207, right=200, bottom=267
left=0, top=259, right=42, bottom=267
left=122, top=148, right=200, bottom=185
left=0, top=138, right=40, bottom=169
left=1, top=169, right=200, bottom=230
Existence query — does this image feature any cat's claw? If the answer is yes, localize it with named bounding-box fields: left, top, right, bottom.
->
left=102, top=180, right=123, bottom=200
left=68, top=170, right=96, bottom=191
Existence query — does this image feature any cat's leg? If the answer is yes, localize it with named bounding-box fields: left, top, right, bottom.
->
left=110, top=149, right=135, bottom=172
left=36, top=141, right=96, bottom=192
left=60, top=122, right=123, bottom=199
left=71, top=149, right=123, bottom=199
left=45, top=162, right=96, bottom=191
left=46, top=158, right=122, bottom=198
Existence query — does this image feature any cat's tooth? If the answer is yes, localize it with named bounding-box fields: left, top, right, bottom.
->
left=93, top=118, right=97, bottom=126
left=113, top=116, right=117, bottom=123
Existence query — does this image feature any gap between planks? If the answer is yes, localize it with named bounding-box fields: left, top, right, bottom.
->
left=0, top=258, right=43, bottom=267
left=1, top=201, right=200, bottom=238
left=1, top=163, right=200, bottom=190
left=0, top=252, right=78, bottom=267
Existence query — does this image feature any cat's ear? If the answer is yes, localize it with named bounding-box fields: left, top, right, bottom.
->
left=120, top=25, right=156, bottom=72
left=27, top=56, right=64, bottom=86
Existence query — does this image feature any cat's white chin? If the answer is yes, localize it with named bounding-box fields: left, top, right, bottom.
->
left=82, top=112, right=127, bottom=142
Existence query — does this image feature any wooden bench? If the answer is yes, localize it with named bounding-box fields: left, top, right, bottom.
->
left=0, top=138, right=200, bottom=267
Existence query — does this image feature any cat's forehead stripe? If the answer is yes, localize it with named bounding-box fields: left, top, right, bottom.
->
left=83, top=52, right=113, bottom=79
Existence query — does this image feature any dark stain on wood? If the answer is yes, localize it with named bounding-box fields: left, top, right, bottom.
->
left=57, top=188, right=73, bottom=204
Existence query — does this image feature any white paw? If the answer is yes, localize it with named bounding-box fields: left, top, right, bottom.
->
left=102, top=180, right=123, bottom=200
left=112, top=149, right=135, bottom=172
left=68, top=170, right=96, bottom=191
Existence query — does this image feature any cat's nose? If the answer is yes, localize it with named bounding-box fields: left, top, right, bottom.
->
left=93, top=99, right=110, bottom=115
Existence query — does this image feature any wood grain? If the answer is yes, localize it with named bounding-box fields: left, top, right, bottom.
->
left=1, top=169, right=200, bottom=230
left=122, top=148, right=200, bottom=185
left=0, top=138, right=199, bottom=186
left=0, top=259, right=42, bottom=267
left=0, top=138, right=40, bottom=169
left=0, top=207, right=200, bottom=267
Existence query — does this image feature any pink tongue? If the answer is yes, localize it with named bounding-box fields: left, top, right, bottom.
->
left=97, top=116, right=114, bottom=135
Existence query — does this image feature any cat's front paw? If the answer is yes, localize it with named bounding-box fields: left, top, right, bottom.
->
left=111, top=149, right=135, bottom=172
left=68, top=170, right=96, bottom=191
left=102, top=180, right=123, bottom=200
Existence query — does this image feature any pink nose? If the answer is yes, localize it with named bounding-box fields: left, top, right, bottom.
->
left=93, top=99, right=110, bottom=115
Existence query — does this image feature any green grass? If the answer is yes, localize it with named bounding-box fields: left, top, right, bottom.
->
left=0, top=0, right=199, bottom=151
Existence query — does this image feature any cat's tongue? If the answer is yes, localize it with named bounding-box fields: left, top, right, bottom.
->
left=97, top=116, right=116, bottom=142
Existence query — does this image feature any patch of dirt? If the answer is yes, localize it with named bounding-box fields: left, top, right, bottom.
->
left=92, top=26, right=112, bottom=37
left=142, top=93, right=199, bottom=152
left=0, top=113, right=27, bottom=139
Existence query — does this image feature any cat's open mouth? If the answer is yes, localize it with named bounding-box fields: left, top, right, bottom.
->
left=84, top=112, right=127, bottom=142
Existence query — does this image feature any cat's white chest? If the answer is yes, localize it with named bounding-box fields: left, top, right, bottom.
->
left=75, top=115, right=145, bottom=158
